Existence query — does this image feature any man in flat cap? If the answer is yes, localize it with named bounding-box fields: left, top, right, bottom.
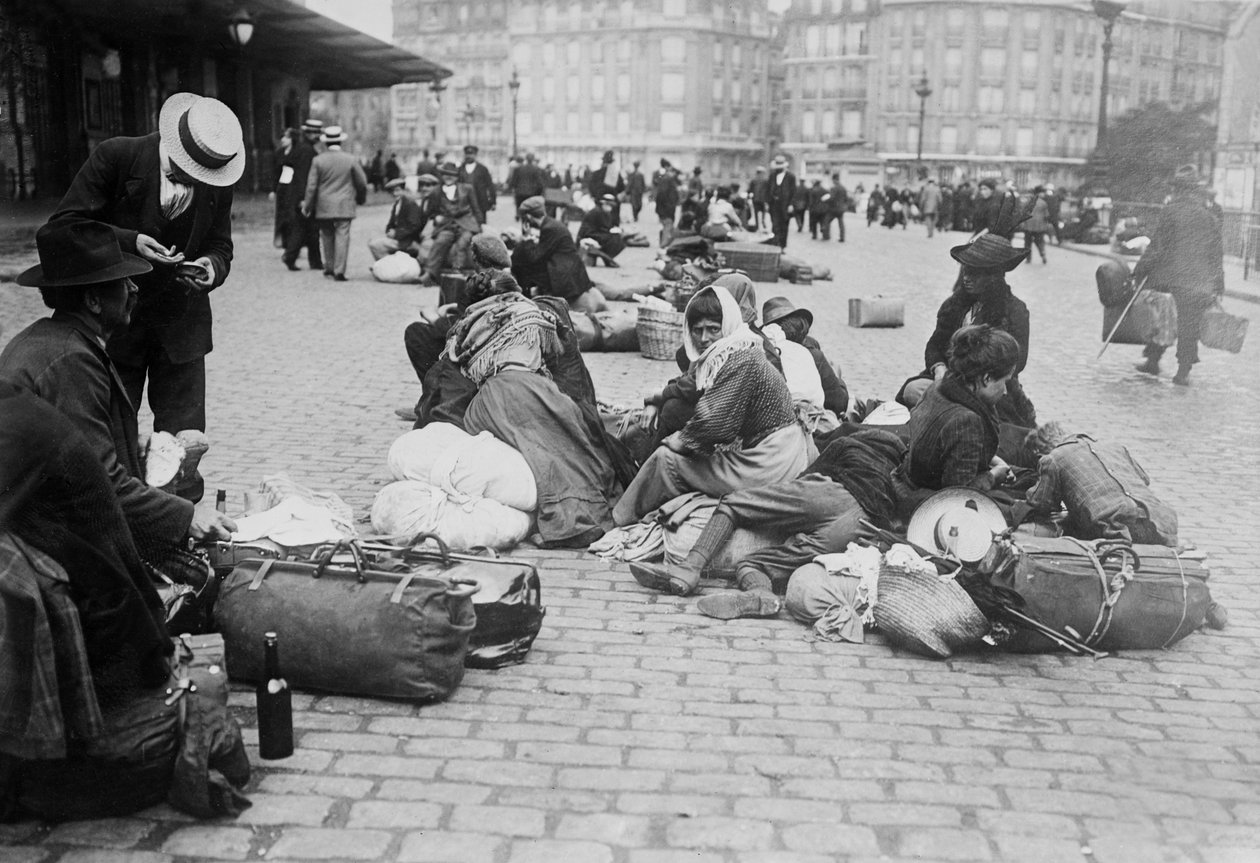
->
left=50, top=92, right=241, bottom=503
left=369, top=176, right=430, bottom=262
left=459, top=144, right=496, bottom=224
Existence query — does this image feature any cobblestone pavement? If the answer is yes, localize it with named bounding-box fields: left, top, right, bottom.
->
left=1, top=199, right=1258, bottom=863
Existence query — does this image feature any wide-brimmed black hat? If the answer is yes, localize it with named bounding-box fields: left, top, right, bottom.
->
left=950, top=232, right=1027, bottom=272
left=761, top=296, right=813, bottom=328
left=17, top=219, right=152, bottom=288
left=437, top=161, right=460, bottom=176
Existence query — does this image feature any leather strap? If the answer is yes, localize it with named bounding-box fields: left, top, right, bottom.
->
left=248, top=557, right=274, bottom=591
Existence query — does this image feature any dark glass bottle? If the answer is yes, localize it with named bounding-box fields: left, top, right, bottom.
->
left=256, top=631, right=294, bottom=760
left=215, top=489, right=227, bottom=513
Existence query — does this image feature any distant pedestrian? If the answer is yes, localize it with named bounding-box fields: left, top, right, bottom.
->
left=749, top=166, right=770, bottom=231
left=1042, top=183, right=1061, bottom=244
left=1132, top=164, right=1225, bottom=387
left=281, top=119, right=325, bottom=272
left=588, top=150, right=626, bottom=221
left=866, top=185, right=884, bottom=227
left=416, top=149, right=436, bottom=178
left=807, top=179, right=828, bottom=240
left=767, top=154, right=797, bottom=249
left=384, top=153, right=401, bottom=184
left=368, top=150, right=385, bottom=192
left=626, top=160, right=646, bottom=221
left=1022, top=187, right=1051, bottom=264
left=791, top=177, right=809, bottom=233
left=302, top=125, right=368, bottom=281
left=969, top=179, right=1000, bottom=236
left=824, top=174, right=849, bottom=242
left=919, top=178, right=941, bottom=238
left=653, top=159, right=680, bottom=247
left=511, top=152, right=546, bottom=210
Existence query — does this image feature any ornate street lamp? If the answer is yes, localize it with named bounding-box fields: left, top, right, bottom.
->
left=914, top=72, right=932, bottom=174
left=1092, top=0, right=1126, bottom=155
left=227, top=6, right=255, bottom=48
left=428, top=78, right=447, bottom=104
left=508, top=68, right=521, bottom=159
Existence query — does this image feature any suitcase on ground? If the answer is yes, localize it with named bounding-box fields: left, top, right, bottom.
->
left=996, top=537, right=1211, bottom=653
left=460, top=554, right=546, bottom=669
left=216, top=538, right=478, bottom=702
left=788, top=265, right=813, bottom=285
left=1198, top=303, right=1248, bottom=353
left=848, top=296, right=905, bottom=328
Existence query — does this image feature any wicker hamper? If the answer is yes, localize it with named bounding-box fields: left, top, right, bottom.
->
left=714, top=242, right=780, bottom=282
left=637, top=305, right=685, bottom=360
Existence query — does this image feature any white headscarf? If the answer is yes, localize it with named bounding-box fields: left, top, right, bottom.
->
left=683, top=285, right=761, bottom=391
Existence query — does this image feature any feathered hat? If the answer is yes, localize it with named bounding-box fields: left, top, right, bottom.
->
left=950, top=193, right=1035, bottom=272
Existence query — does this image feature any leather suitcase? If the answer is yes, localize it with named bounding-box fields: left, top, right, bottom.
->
left=848, top=296, right=905, bottom=328
left=1101, top=291, right=1176, bottom=346
left=216, top=539, right=478, bottom=702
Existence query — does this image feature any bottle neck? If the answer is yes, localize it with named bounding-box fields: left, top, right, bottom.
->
left=264, top=639, right=281, bottom=679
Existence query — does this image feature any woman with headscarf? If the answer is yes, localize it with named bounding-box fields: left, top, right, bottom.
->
left=896, top=198, right=1037, bottom=428
left=637, top=273, right=776, bottom=447
left=612, top=283, right=813, bottom=526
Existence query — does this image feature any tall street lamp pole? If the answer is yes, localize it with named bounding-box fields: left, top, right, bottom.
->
left=1092, top=0, right=1126, bottom=192
left=508, top=68, right=520, bottom=159
left=914, top=72, right=932, bottom=177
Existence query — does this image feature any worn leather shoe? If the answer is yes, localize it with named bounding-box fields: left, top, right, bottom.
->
left=1172, top=365, right=1191, bottom=386
left=696, top=590, right=782, bottom=620
left=1135, top=359, right=1161, bottom=376
left=629, top=561, right=700, bottom=596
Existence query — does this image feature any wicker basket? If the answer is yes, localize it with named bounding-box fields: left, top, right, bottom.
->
left=636, top=305, right=685, bottom=361
left=871, top=564, right=989, bottom=659
left=714, top=242, right=780, bottom=282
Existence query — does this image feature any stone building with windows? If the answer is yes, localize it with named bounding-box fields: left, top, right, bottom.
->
left=389, top=0, right=780, bottom=184
left=780, top=0, right=1235, bottom=192
left=1214, top=2, right=1260, bottom=213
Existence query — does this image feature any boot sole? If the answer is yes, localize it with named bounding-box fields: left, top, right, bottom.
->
left=696, top=591, right=782, bottom=620
left=629, top=562, right=692, bottom=596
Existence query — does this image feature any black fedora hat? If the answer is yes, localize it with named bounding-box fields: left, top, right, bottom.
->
left=761, top=296, right=813, bottom=328
left=16, top=219, right=152, bottom=288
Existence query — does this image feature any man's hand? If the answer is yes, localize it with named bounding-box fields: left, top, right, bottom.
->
left=637, top=404, right=659, bottom=434
left=175, top=256, right=215, bottom=292
left=932, top=363, right=948, bottom=382
left=988, top=456, right=1011, bottom=486
left=136, top=234, right=184, bottom=265
left=188, top=506, right=236, bottom=542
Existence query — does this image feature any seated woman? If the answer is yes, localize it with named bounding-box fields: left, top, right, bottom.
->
left=639, top=273, right=775, bottom=448
left=576, top=194, right=625, bottom=267
left=892, top=324, right=1019, bottom=521
left=1024, top=421, right=1177, bottom=546
left=897, top=205, right=1036, bottom=428
left=699, top=186, right=745, bottom=242
left=628, top=429, right=904, bottom=607
left=612, top=284, right=813, bottom=526
left=446, top=270, right=620, bottom=547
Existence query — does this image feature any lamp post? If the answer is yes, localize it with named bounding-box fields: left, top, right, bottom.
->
left=508, top=68, right=520, bottom=159
left=428, top=78, right=447, bottom=145
left=461, top=102, right=476, bottom=145
left=914, top=72, right=932, bottom=178
left=1092, top=1, right=1126, bottom=156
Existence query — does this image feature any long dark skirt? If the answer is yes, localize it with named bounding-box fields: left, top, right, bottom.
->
left=465, top=370, right=616, bottom=547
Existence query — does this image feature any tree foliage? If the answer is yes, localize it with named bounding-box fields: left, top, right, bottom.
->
left=1099, top=100, right=1216, bottom=203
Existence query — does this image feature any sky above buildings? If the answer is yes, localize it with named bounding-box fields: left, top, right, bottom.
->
left=313, top=0, right=792, bottom=43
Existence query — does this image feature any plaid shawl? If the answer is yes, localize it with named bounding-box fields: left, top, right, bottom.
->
left=446, top=294, right=562, bottom=387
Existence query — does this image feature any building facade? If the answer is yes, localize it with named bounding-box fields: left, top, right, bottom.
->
left=779, top=0, right=1234, bottom=191
left=389, top=0, right=780, bottom=183
left=308, top=89, right=394, bottom=164
left=1214, top=2, right=1260, bottom=213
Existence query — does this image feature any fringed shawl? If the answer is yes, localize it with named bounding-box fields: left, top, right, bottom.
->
left=446, top=294, right=562, bottom=387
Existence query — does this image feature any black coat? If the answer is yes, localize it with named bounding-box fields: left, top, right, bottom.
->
left=512, top=217, right=593, bottom=302
left=52, top=133, right=234, bottom=364
left=767, top=170, right=797, bottom=217
left=459, top=160, right=497, bottom=217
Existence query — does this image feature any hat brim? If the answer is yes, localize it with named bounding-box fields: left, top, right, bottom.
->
left=950, top=242, right=1027, bottom=273
left=159, top=93, right=244, bottom=188
left=906, top=488, right=1007, bottom=563
left=15, top=252, right=153, bottom=288
left=764, top=307, right=813, bottom=328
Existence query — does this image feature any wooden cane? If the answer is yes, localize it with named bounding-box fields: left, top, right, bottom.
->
left=1098, top=275, right=1148, bottom=359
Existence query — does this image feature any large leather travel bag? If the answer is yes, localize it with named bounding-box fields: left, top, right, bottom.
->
left=996, top=537, right=1210, bottom=653
left=216, top=539, right=479, bottom=702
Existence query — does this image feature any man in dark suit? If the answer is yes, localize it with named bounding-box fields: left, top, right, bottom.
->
left=49, top=92, right=239, bottom=503
left=626, top=161, right=646, bottom=222
left=652, top=159, right=680, bottom=247
left=368, top=177, right=430, bottom=261
left=0, top=218, right=236, bottom=563
left=511, top=196, right=595, bottom=310
left=767, top=154, right=797, bottom=249
left=511, top=152, right=547, bottom=210
left=280, top=118, right=325, bottom=271
left=459, top=144, right=496, bottom=225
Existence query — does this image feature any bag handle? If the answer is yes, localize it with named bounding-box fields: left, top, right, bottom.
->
left=445, top=576, right=480, bottom=600
left=403, top=531, right=453, bottom=566
left=313, top=539, right=369, bottom=583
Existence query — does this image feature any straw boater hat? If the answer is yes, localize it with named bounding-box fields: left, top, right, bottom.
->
left=770, top=154, right=788, bottom=169
left=906, top=488, right=1007, bottom=564
left=598, top=193, right=618, bottom=206
left=321, top=125, right=347, bottom=145
left=385, top=178, right=407, bottom=191
left=761, top=296, right=813, bottom=329
left=301, top=118, right=324, bottom=134
left=17, top=219, right=153, bottom=288
left=158, top=93, right=244, bottom=187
